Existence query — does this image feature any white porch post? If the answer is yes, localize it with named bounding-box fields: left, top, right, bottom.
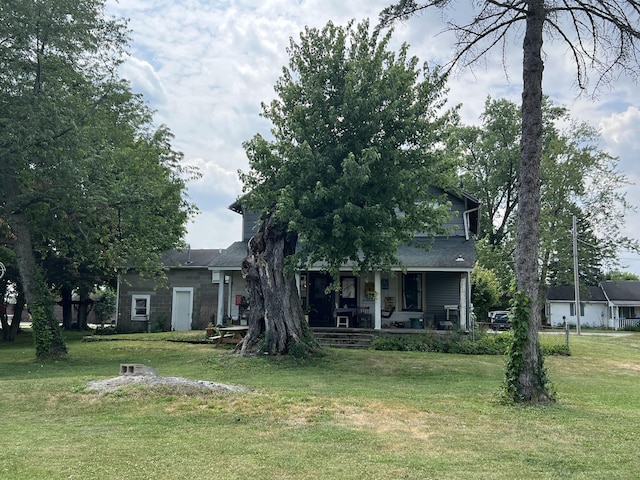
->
left=459, top=273, right=468, bottom=330
left=374, top=272, right=382, bottom=330
left=216, top=270, right=225, bottom=326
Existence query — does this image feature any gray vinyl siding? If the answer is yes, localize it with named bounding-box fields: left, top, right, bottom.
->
left=424, top=272, right=461, bottom=320
left=242, top=211, right=261, bottom=241
left=439, top=196, right=465, bottom=236
left=415, top=189, right=466, bottom=238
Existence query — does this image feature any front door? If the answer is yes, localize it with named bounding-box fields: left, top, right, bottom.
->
left=308, top=273, right=334, bottom=327
left=172, top=287, right=194, bottom=331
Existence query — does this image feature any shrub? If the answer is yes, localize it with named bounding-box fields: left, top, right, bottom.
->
left=541, top=344, right=571, bottom=356
left=94, top=325, right=117, bottom=335
left=369, top=331, right=513, bottom=355
left=622, top=324, right=640, bottom=332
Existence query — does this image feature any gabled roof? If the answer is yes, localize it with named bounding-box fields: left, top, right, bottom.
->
left=161, top=248, right=223, bottom=268
left=208, top=242, right=247, bottom=270
left=396, top=236, right=475, bottom=270
left=208, top=236, right=475, bottom=272
left=600, top=281, right=640, bottom=306
left=547, top=285, right=607, bottom=302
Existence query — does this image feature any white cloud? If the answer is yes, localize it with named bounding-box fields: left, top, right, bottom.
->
left=120, top=56, right=167, bottom=105
left=185, top=208, right=241, bottom=250
left=600, top=107, right=640, bottom=150
left=106, top=0, right=640, bottom=274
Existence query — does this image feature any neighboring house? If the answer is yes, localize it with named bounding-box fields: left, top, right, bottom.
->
left=600, top=281, right=640, bottom=329
left=209, top=188, right=479, bottom=331
left=546, top=281, right=640, bottom=330
left=546, top=285, right=608, bottom=328
left=116, top=248, right=223, bottom=333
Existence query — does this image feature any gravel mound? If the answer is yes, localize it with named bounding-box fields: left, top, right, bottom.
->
left=86, top=375, right=250, bottom=394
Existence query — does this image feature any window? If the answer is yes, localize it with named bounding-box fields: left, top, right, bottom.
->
left=569, top=303, right=585, bottom=317
left=620, top=306, right=635, bottom=319
left=131, top=294, right=150, bottom=320
left=402, top=273, right=422, bottom=311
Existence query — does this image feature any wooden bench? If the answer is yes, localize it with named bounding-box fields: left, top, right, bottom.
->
left=213, top=326, right=249, bottom=344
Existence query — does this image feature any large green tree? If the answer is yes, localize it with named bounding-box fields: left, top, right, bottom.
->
left=459, top=97, right=636, bottom=292
left=379, top=0, right=640, bottom=404
left=239, top=20, right=459, bottom=356
left=0, top=0, right=195, bottom=355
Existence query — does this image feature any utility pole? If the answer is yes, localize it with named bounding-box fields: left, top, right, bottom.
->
left=572, top=215, right=581, bottom=335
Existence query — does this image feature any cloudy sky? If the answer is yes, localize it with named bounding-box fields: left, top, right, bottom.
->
left=105, top=0, right=640, bottom=274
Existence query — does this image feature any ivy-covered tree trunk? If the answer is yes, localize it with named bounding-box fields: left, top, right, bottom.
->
left=508, top=0, right=552, bottom=404
left=238, top=213, right=319, bottom=356
left=4, top=175, right=67, bottom=358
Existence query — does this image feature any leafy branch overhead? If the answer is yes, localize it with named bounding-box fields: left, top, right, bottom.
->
left=241, top=20, right=460, bottom=279
left=237, top=20, right=460, bottom=356
left=1, top=0, right=196, bottom=354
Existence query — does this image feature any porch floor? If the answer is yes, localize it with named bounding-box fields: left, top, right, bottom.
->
left=311, top=327, right=452, bottom=349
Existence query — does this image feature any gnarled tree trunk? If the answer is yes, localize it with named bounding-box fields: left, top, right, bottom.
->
left=238, top=213, right=319, bottom=356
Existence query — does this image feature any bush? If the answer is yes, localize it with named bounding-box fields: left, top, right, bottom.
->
left=541, top=343, right=571, bottom=356
left=369, top=331, right=513, bottom=355
left=94, top=325, right=117, bottom=335
left=622, top=323, right=640, bottom=332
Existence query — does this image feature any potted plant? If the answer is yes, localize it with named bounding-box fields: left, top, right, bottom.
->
left=205, top=322, right=217, bottom=336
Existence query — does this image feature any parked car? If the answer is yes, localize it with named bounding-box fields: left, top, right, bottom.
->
left=488, top=310, right=511, bottom=330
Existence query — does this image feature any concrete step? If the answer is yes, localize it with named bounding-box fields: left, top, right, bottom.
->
left=312, top=329, right=375, bottom=349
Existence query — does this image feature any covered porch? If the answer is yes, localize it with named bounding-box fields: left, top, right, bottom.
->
left=208, top=236, right=474, bottom=332
left=302, top=269, right=471, bottom=332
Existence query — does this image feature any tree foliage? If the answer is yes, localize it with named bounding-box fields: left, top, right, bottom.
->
left=239, top=20, right=459, bottom=355
left=470, top=263, right=502, bottom=324
left=0, top=0, right=196, bottom=353
left=379, top=0, right=640, bottom=404
left=605, top=270, right=640, bottom=281
left=459, top=97, right=637, bottom=291
left=242, top=20, right=459, bottom=277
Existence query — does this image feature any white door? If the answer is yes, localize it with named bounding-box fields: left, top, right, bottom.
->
left=172, top=288, right=194, bottom=331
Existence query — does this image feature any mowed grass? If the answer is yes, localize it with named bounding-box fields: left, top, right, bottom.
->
left=1, top=331, right=639, bottom=479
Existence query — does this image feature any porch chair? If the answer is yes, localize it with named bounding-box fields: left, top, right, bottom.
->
left=336, top=315, right=349, bottom=328
left=382, top=297, right=396, bottom=319
left=381, top=306, right=395, bottom=319
left=357, top=307, right=372, bottom=328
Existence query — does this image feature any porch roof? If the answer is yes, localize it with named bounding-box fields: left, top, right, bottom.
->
left=600, top=281, right=640, bottom=306
left=208, top=236, right=475, bottom=272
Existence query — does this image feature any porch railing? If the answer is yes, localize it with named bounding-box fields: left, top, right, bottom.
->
left=616, top=317, right=640, bottom=330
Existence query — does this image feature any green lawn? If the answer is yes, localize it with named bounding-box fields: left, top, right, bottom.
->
left=1, top=330, right=639, bottom=479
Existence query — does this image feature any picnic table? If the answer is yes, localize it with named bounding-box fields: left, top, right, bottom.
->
left=211, top=326, right=249, bottom=345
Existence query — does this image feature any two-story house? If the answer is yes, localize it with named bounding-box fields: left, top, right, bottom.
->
left=209, top=188, right=479, bottom=331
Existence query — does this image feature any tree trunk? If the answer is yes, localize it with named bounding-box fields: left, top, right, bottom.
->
left=511, top=0, right=552, bottom=403
left=238, top=212, right=319, bottom=356
left=1, top=290, right=24, bottom=342
left=77, top=287, right=91, bottom=330
left=4, top=174, right=67, bottom=358
left=60, top=285, right=73, bottom=330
